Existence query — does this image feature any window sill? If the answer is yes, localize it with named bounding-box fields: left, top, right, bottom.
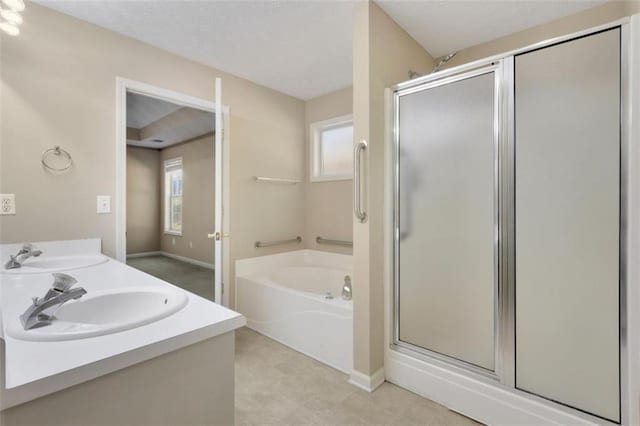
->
left=164, top=231, right=183, bottom=236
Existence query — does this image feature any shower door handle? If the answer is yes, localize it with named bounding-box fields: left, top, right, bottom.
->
left=354, top=140, right=368, bottom=223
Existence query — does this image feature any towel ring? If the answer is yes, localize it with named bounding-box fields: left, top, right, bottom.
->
left=41, top=146, right=73, bottom=172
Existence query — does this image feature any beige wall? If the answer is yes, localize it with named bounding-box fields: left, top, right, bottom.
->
left=0, top=4, right=305, bottom=308
left=439, top=1, right=640, bottom=69
left=126, top=147, right=161, bottom=254
left=160, top=135, right=215, bottom=265
left=229, top=106, right=305, bottom=304
left=352, top=1, right=434, bottom=376
left=304, top=87, right=353, bottom=255
left=126, top=135, right=215, bottom=265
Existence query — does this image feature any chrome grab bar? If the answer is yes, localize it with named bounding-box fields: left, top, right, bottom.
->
left=354, top=139, right=368, bottom=223
left=255, top=236, right=302, bottom=248
left=316, top=236, right=353, bottom=247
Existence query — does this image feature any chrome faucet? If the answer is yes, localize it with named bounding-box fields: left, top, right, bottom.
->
left=342, top=275, right=352, bottom=300
left=5, top=243, right=43, bottom=269
left=20, top=273, right=87, bottom=330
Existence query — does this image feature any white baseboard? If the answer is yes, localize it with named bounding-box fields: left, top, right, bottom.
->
left=385, top=349, right=604, bottom=425
left=126, top=251, right=214, bottom=270
left=159, top=252, right=215, bottom=270
left=126, top=251, right=161, bottom=259
left=349, top=368, right=385, bottom=392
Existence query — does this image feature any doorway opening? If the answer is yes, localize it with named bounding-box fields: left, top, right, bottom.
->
left=115, top=78, right=226, bottom=304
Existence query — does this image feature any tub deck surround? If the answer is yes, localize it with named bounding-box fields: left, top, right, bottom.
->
left=236, top=249, right=353, bottom=277
left=0, top=239, right=245, bottom=410
left=236, top=250, right=353, bottom=373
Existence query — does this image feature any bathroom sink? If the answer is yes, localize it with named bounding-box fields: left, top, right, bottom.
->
left=2, top=254, right=108, bottom=274
left=6, top=287, right=188, bottom=341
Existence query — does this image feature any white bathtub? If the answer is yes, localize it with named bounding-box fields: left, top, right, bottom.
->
left=236, top=250, right=353, bottom=373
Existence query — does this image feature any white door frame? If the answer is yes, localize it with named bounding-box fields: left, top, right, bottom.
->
left=115, top=77, right=231, bottom=306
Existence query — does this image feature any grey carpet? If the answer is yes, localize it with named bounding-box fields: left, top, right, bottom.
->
left=127, top=255, right=214, bottom=301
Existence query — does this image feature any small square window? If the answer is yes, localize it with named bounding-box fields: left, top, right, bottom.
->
left=310, top=115, right=353, bottom=182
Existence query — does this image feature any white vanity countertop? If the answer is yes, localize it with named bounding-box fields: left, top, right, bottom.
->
left=0, top=239, right=245, bottom=408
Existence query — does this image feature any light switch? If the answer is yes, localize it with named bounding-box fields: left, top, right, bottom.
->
left=97, top=195, right=111, bottom=214
left=0, top=194, right=15, bottom=215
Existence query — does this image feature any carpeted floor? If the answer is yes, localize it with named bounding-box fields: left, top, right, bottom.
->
left=127, top=255, right=214, bottom=300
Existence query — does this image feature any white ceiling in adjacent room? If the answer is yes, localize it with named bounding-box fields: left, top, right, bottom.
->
left=376, top=0, right=607, bottom=59
left=127, top=93, right=182, bottom=129
left=127, top=93, right=214, bottom=149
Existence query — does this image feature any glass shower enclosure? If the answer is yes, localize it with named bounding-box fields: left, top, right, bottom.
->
left=392, top=27, right=624, bottom=423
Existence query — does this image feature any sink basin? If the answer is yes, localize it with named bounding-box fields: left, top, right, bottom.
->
left=6, top=287, right=188, bottom=341
left=2, top=254, right=108, bottom=274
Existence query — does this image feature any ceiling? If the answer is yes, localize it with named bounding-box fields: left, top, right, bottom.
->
left=127, top=93, right=182, bottom=129
left=37, top=1, right=606, bottom=100
left=376, top=0, right=607, bottom=59
left=127, top=92, right=214, bottom=149
left=35, top=0, right=354, bottom=101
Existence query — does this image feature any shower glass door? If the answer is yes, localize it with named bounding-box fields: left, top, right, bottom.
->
left=394, top=67, right=500, bottom=373
left=514, top=28, right=621, bottom=422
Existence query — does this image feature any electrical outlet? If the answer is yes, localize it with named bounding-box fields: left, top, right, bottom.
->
left=189, top=241, right=193, bottom=249
left=97, top=195, right=111, bottom=214
left=172, top=237, right=176, bottom=245
left=0, top=194, right=15, bottom=215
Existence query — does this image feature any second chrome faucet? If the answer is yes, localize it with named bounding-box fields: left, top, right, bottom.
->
left=5, top=243, right=42, bottom=270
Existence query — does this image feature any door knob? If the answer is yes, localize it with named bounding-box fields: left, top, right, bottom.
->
left=208, top=232, right=229, bottom=240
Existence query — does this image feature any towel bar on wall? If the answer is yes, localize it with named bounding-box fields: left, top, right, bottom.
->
left=253, top=176, right=301, bottom=184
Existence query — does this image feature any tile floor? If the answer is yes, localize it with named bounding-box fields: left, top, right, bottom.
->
left=127, top=255, right=214, bottom=300
left=235, top=327, right=481, bottom=426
